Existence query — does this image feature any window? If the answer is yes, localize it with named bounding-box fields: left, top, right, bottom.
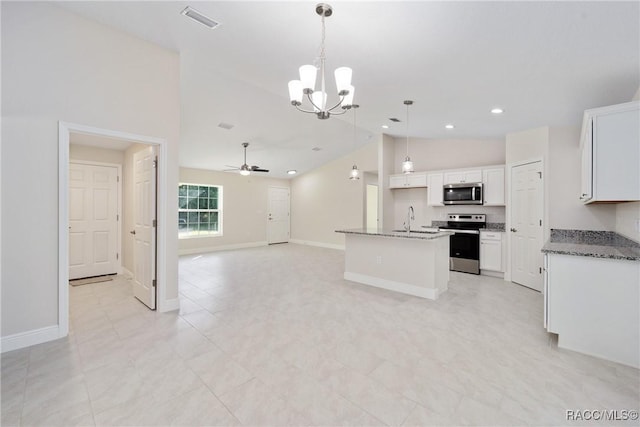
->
left=178, top=183, right=222, bottom=238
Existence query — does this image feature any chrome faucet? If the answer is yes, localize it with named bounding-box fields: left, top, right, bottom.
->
left=403, top=206, right=415, bottom=233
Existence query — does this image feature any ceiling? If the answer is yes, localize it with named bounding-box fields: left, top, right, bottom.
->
left=56, top=1, right=640, bottom=178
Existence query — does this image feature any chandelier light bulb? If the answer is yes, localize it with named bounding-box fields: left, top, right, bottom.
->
left=288, top=80, right=303, bottom=105
left=334, top=67, right=352, bottom=95
left=299, top=65, right=317, bottom=93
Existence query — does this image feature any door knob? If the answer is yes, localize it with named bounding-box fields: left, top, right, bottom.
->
left=130, top=230, right=136, bottom=235
left=510, top=228, right=517, bottom=232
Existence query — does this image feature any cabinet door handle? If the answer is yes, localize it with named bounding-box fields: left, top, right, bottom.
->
left=510, top=228, right=517, bottom=232
left=130, top=230, right=136, bottom=235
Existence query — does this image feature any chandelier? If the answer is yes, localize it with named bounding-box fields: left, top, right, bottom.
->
left=288, top=3, right=355, bottom=120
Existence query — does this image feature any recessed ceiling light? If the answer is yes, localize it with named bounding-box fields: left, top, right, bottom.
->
left=445, top=124, right=455, bottom=129
left=217, top=122, right=234, bottom=130
left=382, top=125, right=389, bottom=129
left=181, top=6, right=221, bottom=29
left=287, top=170, right=297, bottom=175
left=312, top=147, right=322, bottom=151
left=491, top=108, right=504, bottom=114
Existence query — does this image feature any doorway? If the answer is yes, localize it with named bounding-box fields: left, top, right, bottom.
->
left=58, top=122, right=167, bottom=337
left=509, top=159, right=544, bottom=291
left=267, top=186, right=290, bottom=244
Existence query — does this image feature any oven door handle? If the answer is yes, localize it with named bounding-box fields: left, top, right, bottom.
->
left=439, top=228, right=480, bottom=235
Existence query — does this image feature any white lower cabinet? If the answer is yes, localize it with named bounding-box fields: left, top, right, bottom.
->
left=480, top=231, right=503, bottom=272
left=544, top=253, right=639, bottom=368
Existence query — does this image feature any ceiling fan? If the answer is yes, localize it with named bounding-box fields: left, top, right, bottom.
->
left=225, top=142, right=269, bottom=175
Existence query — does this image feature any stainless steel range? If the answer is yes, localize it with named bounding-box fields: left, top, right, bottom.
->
left=439, top=214, right=486, bottom=274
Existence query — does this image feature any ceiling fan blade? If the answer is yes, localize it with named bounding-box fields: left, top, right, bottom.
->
left=253, top=168, right=269, bottom=173
left=224, top=165, right=239, bottom=169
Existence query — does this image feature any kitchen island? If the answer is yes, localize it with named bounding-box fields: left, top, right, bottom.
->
left=335, top=228, right=453, bottom=300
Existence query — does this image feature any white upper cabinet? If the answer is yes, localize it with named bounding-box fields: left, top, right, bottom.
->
left=482, top=167, right=505, bottom=206
left=427, top=173, right=444, bottom=206
left=580, top=101, right=640, bottom=203
left=389, top=172, right=427, bottom=189
left=443, top=169, right=482, bottom=184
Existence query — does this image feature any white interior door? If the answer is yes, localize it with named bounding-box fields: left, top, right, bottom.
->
left=69, top=163, right=119, bottom=280
left=132, top=146, right=157, bottom=309
left=268, top=187, right=290, bottom=244
left=510, top=160, right=544, bottom=291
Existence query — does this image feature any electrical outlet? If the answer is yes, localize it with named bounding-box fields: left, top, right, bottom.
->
left=376, top=255, right=382, bottom=265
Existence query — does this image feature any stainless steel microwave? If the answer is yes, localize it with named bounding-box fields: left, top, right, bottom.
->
left=443, top=182, right=483, bottom=205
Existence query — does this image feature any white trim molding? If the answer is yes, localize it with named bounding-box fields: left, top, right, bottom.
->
left=289, top=239, right=345, bottom=251
left=1, top=326, right=61, bottom=353
left=344, top=272, right=442, bottom=300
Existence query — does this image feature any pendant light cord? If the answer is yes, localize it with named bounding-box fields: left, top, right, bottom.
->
left=406, top=103, right=410, bottom=157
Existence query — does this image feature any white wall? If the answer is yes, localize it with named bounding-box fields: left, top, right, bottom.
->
left=379, top=134, right=396, bottom=229
left=291, top=142, right=378, bottom=248
left=70, top=144, right=125, bottom=165
left=614, top=86, right=640, bottom=242
left=178, top=168, right=290, bottom=254
left=393, top=137, right=505, bottom=173
left=616, top=203, right=640, bottom=242
left=1, top=2, right=180, bottom=339
left=548, top=126, right=616, bottom=231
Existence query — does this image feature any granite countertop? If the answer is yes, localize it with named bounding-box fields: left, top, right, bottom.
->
left=541, top=229, right=640, bottom=261
left=336, top=228, right=454, bottom=240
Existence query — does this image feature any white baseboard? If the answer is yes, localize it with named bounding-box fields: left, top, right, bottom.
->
left=121, top=267, right=133, bottom=279
left=344, top=272, right=439, bottom=300
left=159, top=297, right=180, bottom=313
left=1, top=325, right=62, bottom=353
left=289, top=239, right=345, bottom=251
left=179, top=241, right=268, bottom=256
left=481, top=270, right=504, bottom=279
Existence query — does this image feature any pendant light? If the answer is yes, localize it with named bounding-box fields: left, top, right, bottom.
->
left=349, top=104, right=360, bottom=180
left=401, top=100, right=414, bottom=174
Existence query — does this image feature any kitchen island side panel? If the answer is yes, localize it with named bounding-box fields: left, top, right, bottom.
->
left=343, top=233, right=449, bottom=299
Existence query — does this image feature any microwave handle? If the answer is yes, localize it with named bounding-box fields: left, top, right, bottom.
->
left=472, top=187, right=475, bottom=200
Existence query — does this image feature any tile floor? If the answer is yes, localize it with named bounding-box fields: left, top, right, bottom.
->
left=2, top=243, right=639, bottom=426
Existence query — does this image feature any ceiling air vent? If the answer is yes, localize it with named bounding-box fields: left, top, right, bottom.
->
left=218, top=122, right=234, bottom=130
left=389, top=118, right=401, bottom=122
left=312, top=147, right=322, bottom=151
left=181, top=6, right=221, bottom=30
